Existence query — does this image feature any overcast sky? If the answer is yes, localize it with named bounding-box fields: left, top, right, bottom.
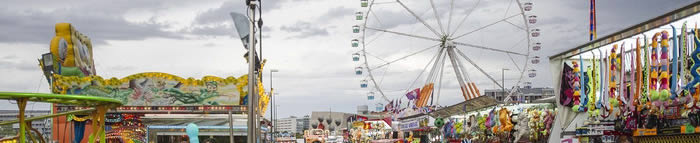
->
left=0, top=0, right=697, bottom=118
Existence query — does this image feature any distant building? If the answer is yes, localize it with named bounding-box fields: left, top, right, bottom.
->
left=0, top=110, right=52, bottom=140
left=483, top=86, right=555, bottom=103
left=357, top=105, right=369, bottom=115
left=297, top=115, right=310, bottom=134
left=274, top=115, right=310, bottom=136
left=275, top=116, right=299, bottom=135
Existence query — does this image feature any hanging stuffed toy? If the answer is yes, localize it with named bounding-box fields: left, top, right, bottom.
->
left=543, top=109, right=555, bottom=136
left=586, top=53, right=599, bottom=124
left=490, top=108, right=500, bottom=134
left=679, top=22, right=695, bottom=108
left=616, top=43, right=627, bottom=118
left=640, top=34, right=650, bottom=111
left=455, top=119, right=463, bottom=135
left=498, top=108, right=513, bottom=133
left=598, top=49, right=610, bottom=119
left=528, top=110, right=542, bottom=141
left=478, top=114, right=486, bottom=132
left=572, top=60, right=583, bottom=111
left=671, top=26, right=680, bottom=100
left=608, top=45, right=620, bottom=116
left=661, top=31, right=672, bottom=102
left=485, top=109, right=493, bottom=129
left=513, top=112, right=530, bottom=142
left=652, top=31, right=671, bottom=115
left=561, top=63, right=575, bottom=107
left=649, top=33, right=663, bottom=115
left=687, top=27, right=700, bottom=109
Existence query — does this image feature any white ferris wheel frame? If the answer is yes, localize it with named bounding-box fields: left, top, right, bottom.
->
left=358, top=0, right=536, bottom=103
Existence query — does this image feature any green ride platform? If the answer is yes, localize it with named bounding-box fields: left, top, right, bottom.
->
left=0, top=92, right=123, bottom=143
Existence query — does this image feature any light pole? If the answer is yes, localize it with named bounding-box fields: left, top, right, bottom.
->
left=230, top=1, right=259, bottom=142
left=501, top=68, right=509, bottom=102
left=270, top=69, right=278, bottom=142
left=246, top=2, right=258, bottom=143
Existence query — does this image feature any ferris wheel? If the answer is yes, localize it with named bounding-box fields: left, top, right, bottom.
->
left=351, top=0, right=541, bottom=105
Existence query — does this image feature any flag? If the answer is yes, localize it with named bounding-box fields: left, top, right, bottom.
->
left=393, top=99, right=400, bottom=113
left=398, top=99, right=402, bottom=110
left=406, top=88, right=420, bottom=100
left=385, top=100, right=394, bottom=112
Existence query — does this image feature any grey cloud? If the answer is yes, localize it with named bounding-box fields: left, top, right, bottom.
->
left=203, top=42, right=217, bottom=47
left=280, top=22, right=329, bottom=39
left=187, top=0, right=283, bottom=37
left=0, top=60, right=38, bottom=71
left=318, top=6, right=354, bottom=21
left=184, top=24, right=235, bottom=37
left=1, top=55, right=18, bottom=60
left=193, top=0, right=285, bottom=25
left=0, top=9, right=182, bottom=45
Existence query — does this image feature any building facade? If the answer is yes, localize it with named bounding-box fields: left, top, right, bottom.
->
left=275, top=116, right=299, bottom=135
left=297, top=115, right=310, bottom=134
left=0, top=110, right=52, bottom=140
left=484, top=86, right=555, bottom=103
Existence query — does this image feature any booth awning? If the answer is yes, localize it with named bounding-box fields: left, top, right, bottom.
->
left=428, top=96, right=501, bottom=118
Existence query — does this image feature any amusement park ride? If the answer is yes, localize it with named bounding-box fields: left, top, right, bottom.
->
left=0, top=23, right=272, bottom=143
left=351, top=0, right=541, bottom=110
left=345, top=0, right=554, bottom=143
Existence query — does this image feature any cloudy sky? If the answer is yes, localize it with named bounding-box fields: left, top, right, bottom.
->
left=0, top=0, right=697, bottom=118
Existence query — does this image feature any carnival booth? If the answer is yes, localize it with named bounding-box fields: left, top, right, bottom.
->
left=549, top=1, right=700, bottom=142
left=347, top=117, right=394, bottom=143
left=390, top=95, right=557, bottom=143
left=29, top=23, right=272, bottom=143
left=423, top=96, right=556, bottom=143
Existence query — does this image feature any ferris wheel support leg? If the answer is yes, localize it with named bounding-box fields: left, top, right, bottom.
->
left=454, top=48, right=504, bottom=89
left=446, top=45, right=470, bottom=101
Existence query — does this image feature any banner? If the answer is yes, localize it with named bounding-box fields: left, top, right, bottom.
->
left=52, top=72, right=245, bottom=106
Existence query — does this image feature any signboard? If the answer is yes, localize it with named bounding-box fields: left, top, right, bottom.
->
left=399, top=115, right=428, bottom=131
left=52, top=72, right=245, bottom=106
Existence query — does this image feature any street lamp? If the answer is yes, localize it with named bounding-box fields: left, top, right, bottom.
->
left=230, top=2, right=259, bottom=141
left=270, top=69, right=279, bottom=141
left=501, top=68, right=509, bottom=102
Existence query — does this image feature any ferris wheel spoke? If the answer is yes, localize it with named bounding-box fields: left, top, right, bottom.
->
left=504, top=20, right=526, bottom=31
left=452, top=41, right=527, bottom=56
left=364, top=52, right=390, bottom=64
left=368, top=9, right=386, bottom=27
left=396, top=0, right=443, bottom=37
left=505, top=37, right=528, bottom=72
left=365, top=27, right=441, bottom=42
left=453, top=48, right=503, bottom=88
left=503, top=0, right=515, bottom=19
left=450, top=0, right=481, bottom=36
left=430, top=0, right=446, bottom=35
left=372, top=44, right=440, bottom=69
left=452, top=13, right=522, bottom=39
left=446, top=0, right=455, bottom=34
left=507, top=53, right=522, bottom=71
left=452, top=13, right=522, bottom=40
